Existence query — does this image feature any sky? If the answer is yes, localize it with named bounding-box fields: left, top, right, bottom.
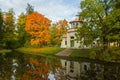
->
left=0, top=0, right=82, bottom=22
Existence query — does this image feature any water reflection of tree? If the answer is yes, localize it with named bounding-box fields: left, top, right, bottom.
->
left=23, top=58, right=49, bottom=80
left=0, top=52, right=65, bottom=80
left=46, top=57, right=62, bottom=73
left=47, top=57, right=65, bottom=80
left=80, top=63, right=120, bottom=80
left=45, top=57, right=67, bottom=80
left=103, top=65, right=120, bottom=80
left=0, top=53, right=13, bottom=79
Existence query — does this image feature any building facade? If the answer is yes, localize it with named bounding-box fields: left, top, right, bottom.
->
left=61, top=20, right=84, bottom=48
left=61, top=20, right=100, bottom=48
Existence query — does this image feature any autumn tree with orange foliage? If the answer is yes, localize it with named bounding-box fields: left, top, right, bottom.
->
left=25, top=12, right=51, bottom=47
left=23, top=58, right=49, bottom=80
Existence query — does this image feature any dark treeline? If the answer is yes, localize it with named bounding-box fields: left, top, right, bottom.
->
left=0, top=3, right=34, bottom=49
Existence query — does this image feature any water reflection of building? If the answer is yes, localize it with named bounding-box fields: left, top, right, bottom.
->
left=61, top=59, right=81, bottom=78
left=61, top=59, right=89, bottom=79
left=60, top=59, right=105, bottom=80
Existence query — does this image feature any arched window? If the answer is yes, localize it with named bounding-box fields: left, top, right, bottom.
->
left=84, top=65, right=87, bottom=71
left=71, top=36, right=74, bottom=39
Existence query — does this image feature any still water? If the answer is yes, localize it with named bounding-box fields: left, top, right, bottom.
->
left=0, top=51, right=120, bottom=80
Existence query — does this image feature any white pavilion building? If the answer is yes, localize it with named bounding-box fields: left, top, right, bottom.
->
left=61, top=20, right=84, bottom=48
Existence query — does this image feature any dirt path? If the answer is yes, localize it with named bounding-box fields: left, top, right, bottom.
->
left=55, top=48, right=72, bottom=57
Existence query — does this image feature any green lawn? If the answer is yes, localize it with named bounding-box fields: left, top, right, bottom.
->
left=16, top=47, right=65, bottom=56
left=70, top=49, right=91, bottom=58
left=0, top=49, right=12, bottom=53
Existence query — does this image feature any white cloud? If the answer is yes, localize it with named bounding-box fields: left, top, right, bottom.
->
left=0, top=0, right=81, bottom=22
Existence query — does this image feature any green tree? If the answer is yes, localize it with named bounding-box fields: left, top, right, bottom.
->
left=3, top=9, right=16, bottom=48
left=17, top=12, right=27, bottom=47
left=0, top=9, right=4, bottom=48
left=78, top=0, right=117, bottom=50
left=26, top=3, right=34, bottom=15
left=106, top=0, right=120, bottom=47
left=50, top=24, right=56, bottom=46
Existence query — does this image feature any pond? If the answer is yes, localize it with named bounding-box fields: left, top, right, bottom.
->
left=0, top=51, right=120, bottom=80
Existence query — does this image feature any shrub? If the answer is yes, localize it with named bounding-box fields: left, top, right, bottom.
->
left=100, top=51, right=112, bottom=62
left=7, top=40, right=21, bottom=49
left=89, top=51, right=96, bottom=59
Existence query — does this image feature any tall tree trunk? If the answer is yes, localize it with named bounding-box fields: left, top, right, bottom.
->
left=103, top=36, right=108, bottom=50
left=102, top=25, right=109, bottom=51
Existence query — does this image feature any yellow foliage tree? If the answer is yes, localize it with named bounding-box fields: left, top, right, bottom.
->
left=25, top=12, right=51, bottom=46
left=53, top=19, right=68, bottom=45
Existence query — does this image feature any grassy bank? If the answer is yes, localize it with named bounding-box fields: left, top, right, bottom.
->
left=70, top=49, right=91, bottom=58
left=70, top=47, right=120, bottom=62
left=15, top=47, right=65, bottom=56
left=0, top=49, right=12, bottom=53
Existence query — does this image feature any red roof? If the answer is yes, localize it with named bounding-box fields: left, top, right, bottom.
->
left=69, top=20, right=84, bottom=23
